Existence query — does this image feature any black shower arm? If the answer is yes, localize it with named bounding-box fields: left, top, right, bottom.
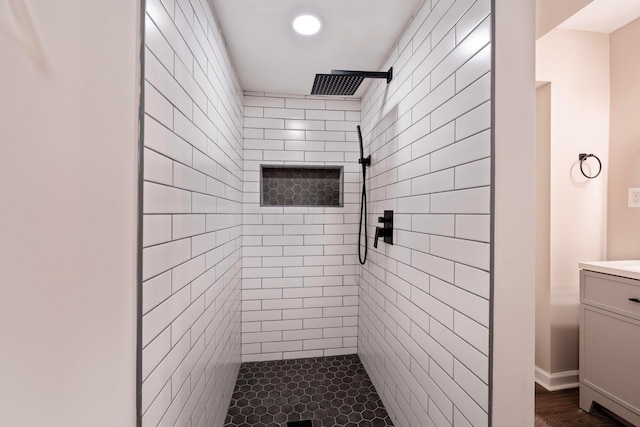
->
left=331, top=68, right=393, bottom=84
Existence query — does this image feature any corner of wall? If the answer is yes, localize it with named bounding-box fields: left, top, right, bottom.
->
left=492, top=0, right=536, bottom=425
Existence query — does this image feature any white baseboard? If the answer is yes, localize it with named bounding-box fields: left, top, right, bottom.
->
left=535, top=366, right=579, bottom=391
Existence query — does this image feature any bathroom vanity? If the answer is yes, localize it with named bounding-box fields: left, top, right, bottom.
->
left=579, top=261, right=640, bottom=426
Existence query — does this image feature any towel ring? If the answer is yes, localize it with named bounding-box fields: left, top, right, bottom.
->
left=578, top=153, right=601, bottom=179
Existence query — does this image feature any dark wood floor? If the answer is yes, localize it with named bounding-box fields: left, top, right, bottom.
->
left=535, top=384, right=628, bottom=426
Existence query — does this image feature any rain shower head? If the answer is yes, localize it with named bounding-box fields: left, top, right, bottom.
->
left=311, top=67, right=393, bottom=96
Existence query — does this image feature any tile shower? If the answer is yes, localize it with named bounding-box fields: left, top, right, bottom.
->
left=142, top=0, right=491, bottom=427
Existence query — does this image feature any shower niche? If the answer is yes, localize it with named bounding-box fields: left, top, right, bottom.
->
left=260, top=165, right=343, bottom=207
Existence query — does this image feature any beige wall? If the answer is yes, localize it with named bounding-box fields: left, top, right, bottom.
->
left=535, top=83, right=552, bottom=374
left=0, top=1, right=140, bottom=426
left=493, top=0, right=536, bottom=425
left=608, top=18, right=640, bottom=260
left=536, top=29, right=610, bottom=376
left=535, top=0, right=592, bottom=39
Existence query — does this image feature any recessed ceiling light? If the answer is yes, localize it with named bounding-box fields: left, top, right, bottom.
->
left=292, top=14, right=322, bottom=36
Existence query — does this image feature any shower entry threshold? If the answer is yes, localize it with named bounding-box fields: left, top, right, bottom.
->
left=223, top=354, right=393, bottom=427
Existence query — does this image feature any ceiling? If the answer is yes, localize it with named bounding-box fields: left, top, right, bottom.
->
left=209, top=0, right=640, bottom=96
left=209, top=0, right=424, bottom=96
left=557, top=0, right=640, bottom=33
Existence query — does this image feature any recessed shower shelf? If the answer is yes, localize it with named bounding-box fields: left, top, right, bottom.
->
left=260, top=165, right=343, bottom=207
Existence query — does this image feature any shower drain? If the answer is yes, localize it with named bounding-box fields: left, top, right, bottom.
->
left=286, top=421, right=313, bottom=427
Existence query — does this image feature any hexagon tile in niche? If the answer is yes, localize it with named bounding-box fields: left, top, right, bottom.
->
left=224, top=354, right=394, bottom=427
left=261, top=166, right=342, bottom=207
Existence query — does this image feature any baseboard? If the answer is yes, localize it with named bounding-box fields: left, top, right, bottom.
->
left=535, top=366, right=579, bottom=391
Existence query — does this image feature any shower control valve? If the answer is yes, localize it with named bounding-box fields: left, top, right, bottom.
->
left=373, top=210, right=394, bottom=249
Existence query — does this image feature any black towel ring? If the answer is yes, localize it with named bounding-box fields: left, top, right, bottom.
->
left=578, top=153, right=601, bottom=179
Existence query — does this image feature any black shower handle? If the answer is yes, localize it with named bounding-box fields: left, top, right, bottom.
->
left=374, top=227, right=387, bottom=249
left=629, top=298, right=640, bottom=304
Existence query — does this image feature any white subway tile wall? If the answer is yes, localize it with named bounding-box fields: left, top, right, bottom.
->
left=242, top=93, right=362, bottom=362
left=142, top=0, right=243, bottom=426
left=358, top=1, right=491, bottom=427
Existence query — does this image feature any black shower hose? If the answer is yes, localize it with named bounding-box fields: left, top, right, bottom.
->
left=358, top=168, right=367, bottom=265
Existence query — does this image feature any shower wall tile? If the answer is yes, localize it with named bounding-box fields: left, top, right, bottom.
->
left=141, top=0, right=243, bottom=426
left=242, top=93, right=361, bottom=362
left=358, top=0, right=491, bottom=426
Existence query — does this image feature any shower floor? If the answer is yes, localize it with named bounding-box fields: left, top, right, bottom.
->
left=223, top=354, right=394, bottom=427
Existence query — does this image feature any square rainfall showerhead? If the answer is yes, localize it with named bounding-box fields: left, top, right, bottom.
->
left=311, top=74, right=364, bottom=96
left=310, top=68, right=393, bottom=96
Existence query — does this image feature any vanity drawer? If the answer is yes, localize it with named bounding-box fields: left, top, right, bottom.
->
left=582, top=271, right=640, bottom=319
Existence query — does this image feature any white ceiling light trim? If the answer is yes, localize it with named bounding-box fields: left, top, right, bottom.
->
left=292, top=14, right=322, bottom=36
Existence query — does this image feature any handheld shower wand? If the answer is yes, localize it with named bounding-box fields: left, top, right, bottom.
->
left=357, top=125, right=370, bottom=265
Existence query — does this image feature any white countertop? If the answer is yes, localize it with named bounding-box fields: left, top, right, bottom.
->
left=579, top=260, right=640, bottom=281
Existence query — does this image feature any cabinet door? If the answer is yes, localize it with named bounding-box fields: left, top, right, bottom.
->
left=581, top=306, right=640, bottom=414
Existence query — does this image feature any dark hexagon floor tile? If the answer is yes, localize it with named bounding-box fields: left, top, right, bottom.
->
left=223, top=354, right=394, bottom=427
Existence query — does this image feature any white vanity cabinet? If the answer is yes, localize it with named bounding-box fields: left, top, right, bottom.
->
left=579, top=262, right=640, bottom=427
